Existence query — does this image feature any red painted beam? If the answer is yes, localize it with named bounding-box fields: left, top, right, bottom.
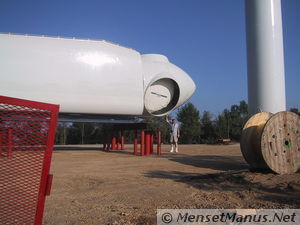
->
left=111, top=132, right=116, bottom=150
left=145, top=131, right=151, bottom=156
left=157, top=131, right=161, bottom=155
left=121, top=134, right=124, bottom=150
left=150, top=132, right=154, bottom=154
left=140, top=130, right=145, bottom=156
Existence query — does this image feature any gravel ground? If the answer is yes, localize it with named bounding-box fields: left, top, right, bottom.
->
left=43, top=144, right=300, bottom=225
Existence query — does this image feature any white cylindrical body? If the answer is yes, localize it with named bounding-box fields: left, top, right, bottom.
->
left=245, top=0, right=286, bottom=115
left=0, top=34, right=196, bottom=116
left=0, top=34, right=143, bottom=115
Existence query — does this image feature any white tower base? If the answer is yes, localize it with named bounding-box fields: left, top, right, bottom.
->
left=245, top=0, right=286, bottom=115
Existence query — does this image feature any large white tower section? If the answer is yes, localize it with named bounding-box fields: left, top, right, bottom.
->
left=245, top=0, right=286, bottom=115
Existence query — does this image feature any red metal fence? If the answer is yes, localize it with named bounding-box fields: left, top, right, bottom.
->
left=0, top=96, right=59, bottom=225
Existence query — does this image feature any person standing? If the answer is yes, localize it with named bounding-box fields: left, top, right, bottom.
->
left=165, top=115, right=180, bottom=152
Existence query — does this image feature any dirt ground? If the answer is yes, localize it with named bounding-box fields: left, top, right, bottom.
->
left=43, top=144, right=300, bottom=225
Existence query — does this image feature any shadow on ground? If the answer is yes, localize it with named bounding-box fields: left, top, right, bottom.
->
left=54, top=146, right=102, bottom=151
left=144, top=152, right=300, bottom=207
left=54, top=146, right=136, bottom=156
left=145, top=169, right=300, bottom=207
left=166, top=154, right=248, bottom=171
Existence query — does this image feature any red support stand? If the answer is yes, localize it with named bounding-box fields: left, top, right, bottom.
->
left=140, top=130, right=145, bottom=156
left=111, top=132, right=116, bottom=150
left=45, top=174, right=53, bottom=196
left=145, top=131, right=151, bottom=156
left=116, top=139, right=120, bottom=150
left=157, top=131, right=161, bottom=155
left=134, top=139, right=138, bottom=155
left=133, top=130, right=138, bottom=155
left=116, top=131, right=119, bottom=150
left=150, top=132, right=154, bottom=154
left=121, top=132, right=124, bottom=150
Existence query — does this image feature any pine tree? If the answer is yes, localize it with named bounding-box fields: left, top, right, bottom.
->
left=290, top=108, right=299, bottom=115
left=201, top=111, right=217, bottom=143
left=176, top=102, right=201, bottom=144
left=144, top=116, right=169, bottom=144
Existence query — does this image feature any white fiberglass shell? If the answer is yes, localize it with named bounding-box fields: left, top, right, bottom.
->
left=0, top=34, right=196, bottom=116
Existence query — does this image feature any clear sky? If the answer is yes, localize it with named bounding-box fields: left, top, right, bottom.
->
left=0, top=0, right=299, bottom=116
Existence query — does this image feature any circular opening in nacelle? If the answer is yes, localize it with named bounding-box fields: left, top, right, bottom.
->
left=144, top=78, right=179, bottom=116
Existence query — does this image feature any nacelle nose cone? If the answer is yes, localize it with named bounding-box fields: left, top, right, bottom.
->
left=142, top=54, right=196, bottom=116
left=174, top=68, right=196, bottom=110
left=141, top=54, right=169, bottom=63
left=180, top=72, right=196, bottom=104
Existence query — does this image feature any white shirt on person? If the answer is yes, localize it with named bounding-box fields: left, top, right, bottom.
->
left=168, top=120, right=179, bottom=136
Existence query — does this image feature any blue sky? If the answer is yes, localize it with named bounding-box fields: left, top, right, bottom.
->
left=0, top=0, right=299, bottom=116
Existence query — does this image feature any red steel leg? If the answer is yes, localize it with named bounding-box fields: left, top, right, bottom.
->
left=111, top=132, right=116, bottom=150
left=140, top=130, right=145, bottom=156
left=134, top=139, right=138, bottom=155
left=157, top=131, right=161, bottom=155
left=121, top=132, right=124, bottom=150
left=145, top=131, right=151, bottom=156
left=119, top=131, right=121, bottom=150
left=150, top=132, right=154, bottom=154
left=45, top=174, right=53, bottom=196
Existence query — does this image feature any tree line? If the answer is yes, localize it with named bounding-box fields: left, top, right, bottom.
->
left=55, top=102, right=299, bottom=145
left=176, top=101, right=248, bottom=144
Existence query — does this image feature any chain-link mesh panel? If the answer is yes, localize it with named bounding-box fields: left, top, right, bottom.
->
left=0, top=96, right=58, bottom=225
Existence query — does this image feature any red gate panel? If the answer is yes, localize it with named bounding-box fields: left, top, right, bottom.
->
left=0, top=96, right=59, bottom=225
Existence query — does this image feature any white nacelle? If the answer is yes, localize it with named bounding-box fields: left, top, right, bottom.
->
left=0, top=34, right=196, bottom=116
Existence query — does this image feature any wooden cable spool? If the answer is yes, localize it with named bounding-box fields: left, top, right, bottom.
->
left=241, top=111, right=300, bottom=174
left=241, top=112, right=273, bottom=170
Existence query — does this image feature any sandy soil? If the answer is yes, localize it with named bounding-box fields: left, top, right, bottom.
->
left=43, top=144, right=300, bottom=225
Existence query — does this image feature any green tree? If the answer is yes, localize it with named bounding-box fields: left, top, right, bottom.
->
left=290, top=108, right=299, bottom=115
left=200, top=111, right=217, bottom=144
left=229, top=101, right=249, bottom=141
left=66, top=123, right=81, bottom=144
left=239, top=100, right=248, bottom=118
left=215, top=101, right=249, bottom=141
left=55, top=122, right=69, bottom=145
left=214, top=101, right=248, bottom=142
left=176, top=102, right=201, bottom=144
left=229, top=104, right=242, bottom=140
left=144, top=116, right=169, bottom=144
left=215, top=109, right=230, bottom=140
